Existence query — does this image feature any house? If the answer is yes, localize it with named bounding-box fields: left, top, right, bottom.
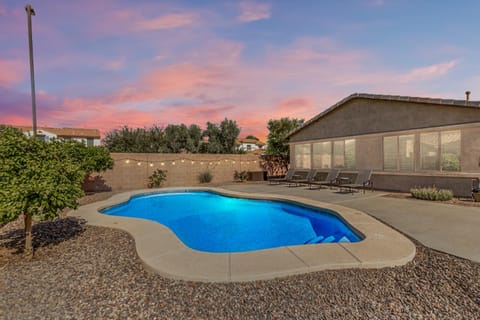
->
left=286, top=93, right=480, bottom=196
left=237, top=138, right=266, bottom=152
left=14, top=126, right=101, bottom=146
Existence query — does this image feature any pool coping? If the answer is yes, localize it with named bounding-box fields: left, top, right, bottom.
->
left=69, top=187, right=416, bottom=282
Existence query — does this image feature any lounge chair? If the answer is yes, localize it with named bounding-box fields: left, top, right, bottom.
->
left=308, top=169, right=340, bottom=189
left=340, top=169, right=373, bottom=194
left=268, top=168, right=295, bottom=185
left=287, top=169, right=316, bottom=187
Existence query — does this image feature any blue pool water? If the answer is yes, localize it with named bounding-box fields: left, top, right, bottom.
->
left=101, top=191, right=361, bottom=253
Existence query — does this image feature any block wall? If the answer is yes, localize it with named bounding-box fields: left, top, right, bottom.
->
left=84, top=153, right=263, bottom=191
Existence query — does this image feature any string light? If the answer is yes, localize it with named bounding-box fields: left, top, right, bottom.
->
left=119, top=157, right=259, bottom=168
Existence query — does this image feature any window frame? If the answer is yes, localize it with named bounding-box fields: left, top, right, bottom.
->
left=419, top=130, right=461, bottom=172
left=383, top=134, right=415, bottom=172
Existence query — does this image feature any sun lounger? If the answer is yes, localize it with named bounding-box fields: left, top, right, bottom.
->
left=287, top=169, right=316, bottom=187
left=340, top=169, right=373, bottom=194
left=308, top=169, right=340, bottom=189
left=268, top=168, right=295, bottom=185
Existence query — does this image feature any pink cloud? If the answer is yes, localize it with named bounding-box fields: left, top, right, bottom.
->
left=399, top=60, right=458, bottom=83
left=238, top=1, right=271, bottom=22
left=135, top=13, right=196, bottom=30
left=275, top=98, right=314, bottom=117
left=0, top=59, right=26, bottom=87
left=1, top=28, right=465, bottom=144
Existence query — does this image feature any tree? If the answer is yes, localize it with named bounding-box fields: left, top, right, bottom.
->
left=202, top=118, right=241, bottom=154
left=202, top=122, right=222, bottom=153
left=61, top=140, right=114, bottom=174
left=0, top=126, right=85, bottom=255
left=219, top=118, right=240, bottom=154
left=266, top=117, right=304, bottom=157
left=103, top=126, right=167, bottom=153
left=187, top=124, right=202, bottom=153
left=103, top=120, right=240, bottom=154
left=164, top=124, right=189, bottom=153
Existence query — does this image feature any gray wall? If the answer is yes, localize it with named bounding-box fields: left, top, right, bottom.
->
left=289, top=98, right=480, bottom=142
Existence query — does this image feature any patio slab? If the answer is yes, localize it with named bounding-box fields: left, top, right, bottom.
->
left=69, top=187, right=415, bottom=282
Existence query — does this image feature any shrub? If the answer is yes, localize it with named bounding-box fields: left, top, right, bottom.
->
left=148, top=169, right=167, bottom=188
left=234, top=170, right=248, bottom=182
left=410, top=187, right=453, bottom=201
left=198, top=171, right=213, bottom=183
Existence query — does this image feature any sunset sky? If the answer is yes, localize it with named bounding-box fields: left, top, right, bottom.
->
left=1, top=0, right=480, bottom=141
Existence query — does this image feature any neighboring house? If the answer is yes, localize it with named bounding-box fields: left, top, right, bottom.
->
left=237, top=138, right=266, bottom=152
left=14, top=126, right=101, bottom=146
left=286, top=93, right=480, bottom=196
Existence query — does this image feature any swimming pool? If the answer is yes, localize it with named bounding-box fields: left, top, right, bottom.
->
left=101, top=191, right=362, bottom=253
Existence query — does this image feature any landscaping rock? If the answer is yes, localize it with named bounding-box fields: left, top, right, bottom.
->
left=1, top=191, right=479, bottom=319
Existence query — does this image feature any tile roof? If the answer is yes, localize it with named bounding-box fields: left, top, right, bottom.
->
left=237, top=138, right=265, bottom=145
left=13, top=126, right=101, bottom=138
left=286, top=93, right=480, bottom=139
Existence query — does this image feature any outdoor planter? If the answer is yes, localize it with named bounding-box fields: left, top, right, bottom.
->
left=473, top=189, right=480, bottom=202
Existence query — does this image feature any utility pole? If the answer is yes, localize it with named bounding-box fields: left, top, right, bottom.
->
left=25, top=4, right=37, bottom=136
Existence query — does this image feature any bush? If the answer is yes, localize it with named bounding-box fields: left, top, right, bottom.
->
left=234, top=170, right=248, bottom=182
left=148, top=169, right=167, bottom=188
left=198, top=171, right=213, bottom=183
left=410, top=187, right=453, bottom=201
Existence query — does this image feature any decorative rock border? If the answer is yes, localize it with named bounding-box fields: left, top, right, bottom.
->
left=69, top=187, right=416, bottom=282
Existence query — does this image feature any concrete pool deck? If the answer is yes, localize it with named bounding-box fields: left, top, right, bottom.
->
left=223, top=183, right=480, bottom=263
left=69, top=187, right=415, bottom=282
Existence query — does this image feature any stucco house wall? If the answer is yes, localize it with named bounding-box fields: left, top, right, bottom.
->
left=288, top=94, right=480, bottom=196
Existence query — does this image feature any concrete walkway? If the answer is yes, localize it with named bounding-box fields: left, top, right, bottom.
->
left=222, top=183, right=480, bottom=263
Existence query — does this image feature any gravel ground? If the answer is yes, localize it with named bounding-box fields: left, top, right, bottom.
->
left=1, top=193, right=480, bottom=319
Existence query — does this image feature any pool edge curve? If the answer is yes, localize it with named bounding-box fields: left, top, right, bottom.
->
left=68, top=187, right=416, bottom=282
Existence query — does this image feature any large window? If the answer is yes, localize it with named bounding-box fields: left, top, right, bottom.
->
left=312, top=141, right=331, bottom=169
left=333, top=139, right=355, bottom=169
left=294, top=143, right=311, bottom=169
left=345, top=139, right=356, bottom=169
left=383, top=136, right=398, bottom=170
left=420, top=130, right=460, bottom=171
left=441, top=131, right=461, bottom=171
left=383, top=135, right=414, bottom=171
